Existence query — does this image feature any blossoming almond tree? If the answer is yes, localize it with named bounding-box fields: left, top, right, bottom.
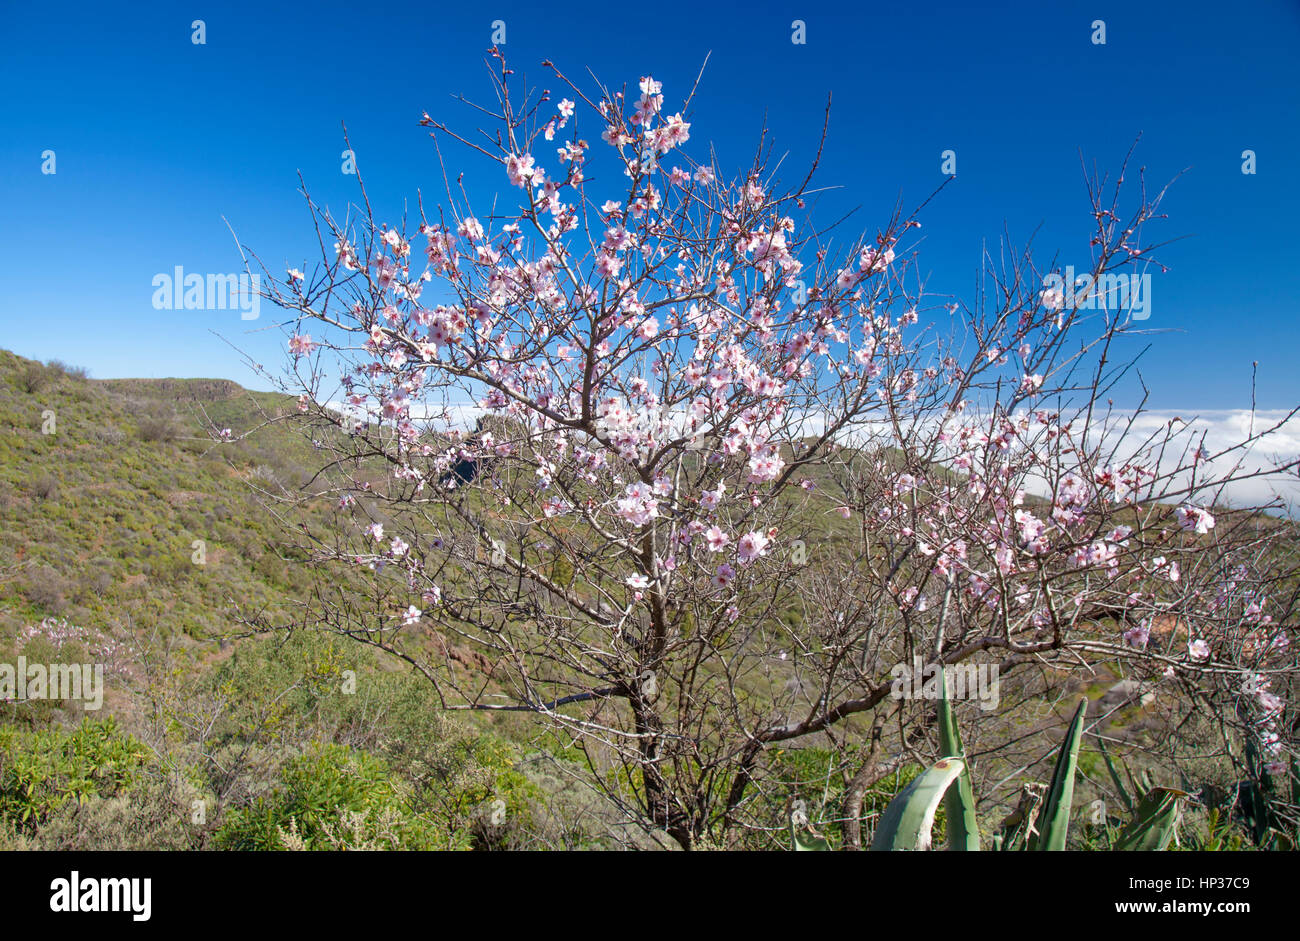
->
left=241, top=53, right=1299, bottom=849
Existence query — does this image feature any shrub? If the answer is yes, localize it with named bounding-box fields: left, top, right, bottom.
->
left=46, top=360, right=89, bottom=381
left=136, top=407, right=178, bottom=442
left=23, top=564, right=69, bottom=613
left=0, top=775, right=197, bottom=851
left=88, top=564, right=114, bottom=595
left=32, top=474, right=58, bottom=501
left=0, top=719, right=151, bottom=831
left=19, top=361, right=49, bottom=394
left=214, top=743, right=450, bottom=850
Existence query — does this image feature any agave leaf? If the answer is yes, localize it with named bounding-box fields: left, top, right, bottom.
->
left=791, top=828, right=831, bottom=851
left=870, top=758, right=965, bottom=851
left=1097, top=736, right=1134, bottom=814
left=1125, top=763, right=1144, bottom=805
left=1113, top=787, right=1186, bottom=851
left=1201, top=807, right=1222, bottom=851
left=938, top=669, right=980, bottom=850
left=1242, top=734, right=1273, bottom=845
left=1029, top=698, right=1087, bottom=851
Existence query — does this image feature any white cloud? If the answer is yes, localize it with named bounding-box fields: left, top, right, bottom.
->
left=315, top=392, right=1300, bottom=512
left=1101, top=409, right=1300, bottom=510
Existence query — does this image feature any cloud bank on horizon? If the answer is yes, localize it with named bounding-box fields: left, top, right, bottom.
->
left=321, top=392, right=1300, bottom=513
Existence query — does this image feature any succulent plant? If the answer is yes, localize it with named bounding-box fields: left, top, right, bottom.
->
left=793, top=677, right=1186, bottom=851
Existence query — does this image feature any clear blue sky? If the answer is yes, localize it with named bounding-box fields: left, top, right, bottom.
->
left=1, top=0, right=1297, bottom=408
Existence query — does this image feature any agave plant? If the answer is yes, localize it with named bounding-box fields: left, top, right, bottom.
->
left=791, top=673, right=1187, bottom=851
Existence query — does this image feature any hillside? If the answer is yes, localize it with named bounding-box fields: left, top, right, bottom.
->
left=0, top=351, right=334, bottom=646
left=0, top=351, right=635, bottom=849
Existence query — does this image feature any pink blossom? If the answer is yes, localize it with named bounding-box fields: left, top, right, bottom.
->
left=704, top=526, right=730, bottom=552
left=746, top=449, right=785, bottom=483
left=736, top=531, right=770, bottom=564
left=635, top=316, right=660, bottom=340
left=616, top=481, right=658, bottom=526
left=1020, top=373, right=1044, bottom=393
left=506, top=152, right=536, bottom=188
left=1175, top=505, right=1216, bottom=535
left=700, top=483, right=726, bottom=511
left=458, top=217, right=485, bottom=241
left=653, top=113, right=691, bottom=153
left=1123, top=621, right=1151, bottom=650
left=995, top=544, right=1015, bottom=575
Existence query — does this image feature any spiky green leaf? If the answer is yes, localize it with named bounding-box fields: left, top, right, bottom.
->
left=1097, top=736, right=1134, bottom=814
left=1029, top=698, right=1087, bottom=851
left=938, top=668, right=980, bottom=850
left=1113, top=787, right=1186, bottom=851
left=870, top=758, right=966, bottom=852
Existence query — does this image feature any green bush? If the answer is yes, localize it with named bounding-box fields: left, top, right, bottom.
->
left=214, top=743, right=450, bottom=850
left=0, top=719, right=150, bottom=830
